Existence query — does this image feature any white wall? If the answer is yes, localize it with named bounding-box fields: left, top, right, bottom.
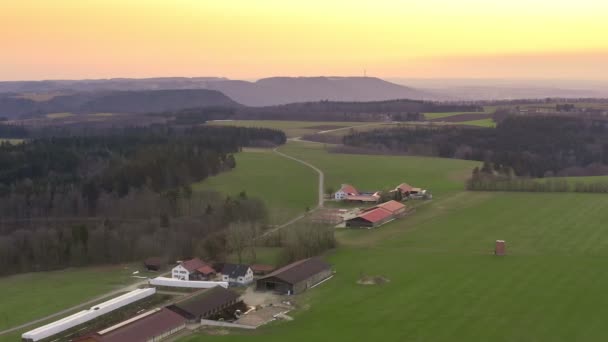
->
left=172, top=264, right=190, bottom=280
left=149, top=277, right=228, bottom=289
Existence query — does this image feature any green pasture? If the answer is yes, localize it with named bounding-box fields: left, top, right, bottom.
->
left=183, top=191, right=608, bottom=342
left=0, top=264, right=141, bottom=332
left=193, top=149, right=318, bottom=224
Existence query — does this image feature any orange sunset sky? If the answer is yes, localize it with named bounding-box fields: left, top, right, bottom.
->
left=1, top=0, right=608, bottom=81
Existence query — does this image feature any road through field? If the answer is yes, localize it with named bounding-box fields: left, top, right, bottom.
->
left=259, top=146, right=325, bottom=238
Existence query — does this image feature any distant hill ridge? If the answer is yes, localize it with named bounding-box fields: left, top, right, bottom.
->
left=0, top=89, right=239, bottom=118
left=0, top=76, right=436, bottom=109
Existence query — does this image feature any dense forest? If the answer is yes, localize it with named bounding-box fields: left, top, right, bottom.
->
left=0, top=125, right=285, bottom=275
left=466, top=161, right=608, bottom=193
left=0, top=123, right=28, bottom=138
left=343, top=116, right=608, bottom=177
left=163, top=100, right=482, bottom=124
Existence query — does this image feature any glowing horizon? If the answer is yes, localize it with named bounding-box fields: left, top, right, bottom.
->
left=2, top=0, right=608, bottom=81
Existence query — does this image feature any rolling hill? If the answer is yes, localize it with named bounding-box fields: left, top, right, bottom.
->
left=0, top=89, right=240, bottom=118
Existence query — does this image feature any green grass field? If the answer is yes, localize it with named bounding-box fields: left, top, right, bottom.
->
left=0, top=264, right=141, bottom=332
left=0, top=138, right=24, bottom=145
left=279, top=142, right=479, bottom=196
left=460, top=118, right=496, bottom=127
left=45, top=112, right=74, bottom=119
left=423, top=111, right=488, bottom=120
left=181, top=140, right=608, bottom=342
left=193, top=149, right=317, bottom=224
left=182, top=191, right=608, bottom=342
left=206, top=120, right=374, bottom=138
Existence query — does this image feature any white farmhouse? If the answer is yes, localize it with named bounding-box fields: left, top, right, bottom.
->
left=218, top=263, right=254, bottom=286
left=172, top=258, right=215, bottom=281
left=334, top=184, right=358, bottom=200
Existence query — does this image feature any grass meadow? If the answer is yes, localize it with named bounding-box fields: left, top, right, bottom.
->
left=0, top=264, right=141, bottom=333
left=423, top=111, right=489, bottom=120
left=279, top=142, right=479, bottom=196
left=193, top=148, right=318, bottom=224
left=183, top=137, right=608, bottom=342
left=182, top=191, right=608, bottom=342
left=206, top=120, right=373, bottom=138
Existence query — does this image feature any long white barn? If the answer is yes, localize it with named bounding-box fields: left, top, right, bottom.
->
left=149, top=276, right=228, bottom=289
left=22, top=288, right=155, bottom=342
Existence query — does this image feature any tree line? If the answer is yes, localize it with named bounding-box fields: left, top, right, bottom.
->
left=0, top=125, right=286, bottom=275
left=466, top=161, right=608, bottom=193
left=0, top=190, right=269, bottom=276
left=343, top=115, right=608, bottom=178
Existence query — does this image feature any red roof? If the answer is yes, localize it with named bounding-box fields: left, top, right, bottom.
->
left=180, top=258, right=206, bottom=272
left=339, top=184, right=358, bottom=195
left=196, top=265, right=216, bottom=275
left=377, top=200, right=406, bottom=213
left=396, top=183, right=414, bottom=192
left=358, top=208, right=393, bottom=223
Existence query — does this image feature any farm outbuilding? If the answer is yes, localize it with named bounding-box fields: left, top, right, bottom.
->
left=370, top=200, right=407, bottom=216
left=167, top=286, right=241, bottom=322
left=256, top=258, right=332, bottom=295
left=346, top=207, right=394, bottom=228
left=74, top=308, right=186, bottom=342
left=143, top=257, right=162, bottom=271
left=22, top=288, right=156, bottom=342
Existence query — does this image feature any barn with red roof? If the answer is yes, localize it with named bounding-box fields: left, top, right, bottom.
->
left=346, top=207, right=394, bottom=228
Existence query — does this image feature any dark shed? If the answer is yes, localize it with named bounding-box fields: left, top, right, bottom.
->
left=256, top=258, right=332, bottom=295
left=167, top=286, right=240, bottom=321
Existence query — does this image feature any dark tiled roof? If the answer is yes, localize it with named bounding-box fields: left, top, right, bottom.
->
left=170, top=286, right=239, bottom=318
left=259, top=258, right=331, bottom=285
left=97, top=308, right=185, bottom=342
left=221, top=263, right=250, bottom=278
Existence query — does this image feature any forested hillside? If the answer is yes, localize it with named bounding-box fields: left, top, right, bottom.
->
left=0, top=89, right=240, bottom=118
left=343, top=116, right=608, bottom=177
left=0, top=126, right=286, bottom=275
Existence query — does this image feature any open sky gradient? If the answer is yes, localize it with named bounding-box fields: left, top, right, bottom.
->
left=2, top=0, right=608, bottom=80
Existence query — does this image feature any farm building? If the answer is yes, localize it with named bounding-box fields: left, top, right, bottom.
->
left=217, top=263, right=254, bottom=285
left=393, top=183, right=430, bottom=199
left=22, top=288, right=156, bottom=342
left=251, top=264, right=275, bottom=276
left=143, top=257, right=162, bottom=271
left=394, top=183, right=414, bottom=194
left=74, top=308, right=186, bottom=342
left=149, top=277, right=228, bottom=289
left=256, top=258, right=332, bottom=295
left=344, top=192, right=381, bottom=203
left=334, top=184, right=358, bottom=200
left=167, top=286, right=241, bottom=322
left=372, top=200, right=407, bottom=216
left=172, top=258, right=216, bottom=280
left=346, top=207, right=394, bottom=228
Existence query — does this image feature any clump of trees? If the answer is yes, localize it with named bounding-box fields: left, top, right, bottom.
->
left=0, top=190, right=269, bottom=276
left=277, top=222, right=336, bottom=264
